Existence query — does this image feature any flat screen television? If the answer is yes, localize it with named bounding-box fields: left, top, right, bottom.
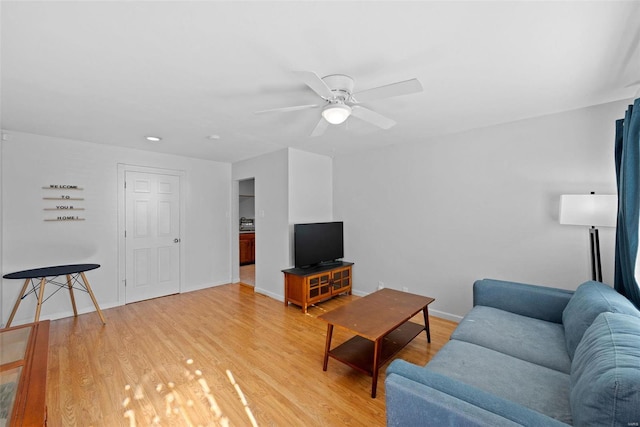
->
left=294, top=221, right=344, bottom=268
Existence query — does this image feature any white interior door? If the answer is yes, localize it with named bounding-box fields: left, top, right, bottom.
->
left=125, top=171, right=181, bottom=303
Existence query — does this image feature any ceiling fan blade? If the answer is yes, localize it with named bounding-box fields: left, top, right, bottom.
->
left=350, top=106, right=397, bottom=130
left=254, top=104, right=318, bottom=114
left=353, top=78, right=423, bottom=103
left=294, top=71, right=334, bottom=100
left=310, top=117, right=329, bottom=137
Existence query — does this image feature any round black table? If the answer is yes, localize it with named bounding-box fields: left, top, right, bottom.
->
left=3, top=263, right=105, bottom=326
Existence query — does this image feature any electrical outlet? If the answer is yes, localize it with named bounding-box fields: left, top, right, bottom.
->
left=402, top=286, right=409, bottom=292
left=378, top=281, right=385, bottom=290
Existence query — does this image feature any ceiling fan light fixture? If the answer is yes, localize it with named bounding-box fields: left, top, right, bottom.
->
left=322, top=103, right=352, bottom=125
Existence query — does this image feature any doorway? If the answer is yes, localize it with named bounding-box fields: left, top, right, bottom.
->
left=120, top=167, right=183, bottom=303
left=239, top=178, right=255, bottom=287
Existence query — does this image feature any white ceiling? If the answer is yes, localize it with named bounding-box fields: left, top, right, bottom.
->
left=2, top=1, right=639, bottom=163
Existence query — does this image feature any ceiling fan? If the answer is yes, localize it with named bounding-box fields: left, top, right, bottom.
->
left=255, top=71, right=423, bottom=137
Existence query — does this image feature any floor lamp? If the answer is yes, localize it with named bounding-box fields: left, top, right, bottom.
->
left=559, top=194, right=618, bottom=282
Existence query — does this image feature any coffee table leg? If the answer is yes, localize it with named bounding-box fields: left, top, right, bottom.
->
left=371, top=338, right=382, bottom=398
left=423, top=306, right=431, bottom=343
left=323, top=324, right=334, bottom=371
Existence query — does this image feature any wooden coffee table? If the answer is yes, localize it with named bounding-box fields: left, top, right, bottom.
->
left=318, top=288, right=434, bottom=398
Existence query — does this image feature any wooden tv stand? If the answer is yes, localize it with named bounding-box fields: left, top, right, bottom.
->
left=282, top=262, right=353, bottom=313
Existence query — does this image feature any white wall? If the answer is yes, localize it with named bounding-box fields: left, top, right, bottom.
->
left=4, top=99, right=624, bottom=325
left=239, top=179, right=254, bottom=196
left=232, top=149, right=290, bottom=299
left=1, top=131, right=231, bottom=326
left=239, top=197, right=255, bottom=220
left=333, top=100, right=629, bottom=321
left=239, top=179, right=255, bottom=219
left=288, top=148, right=333, bottom=266
left=288, top=149, right=332, bottom=223
left=232, top=147, right=333, bottom=298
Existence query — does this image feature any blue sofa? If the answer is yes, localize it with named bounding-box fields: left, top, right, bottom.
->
left=385, top=279, right=640, bottom=426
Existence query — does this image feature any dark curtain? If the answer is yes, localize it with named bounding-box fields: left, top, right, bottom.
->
left=614, top=98, right=640, bottom=308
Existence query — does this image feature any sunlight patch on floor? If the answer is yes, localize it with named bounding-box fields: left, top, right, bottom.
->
left=121, top=358, right=260, bottom=426
left=226, top=369, right=258, bottom=427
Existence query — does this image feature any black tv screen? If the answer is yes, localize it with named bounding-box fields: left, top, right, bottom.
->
left=294, top=222, right=344, bottom=268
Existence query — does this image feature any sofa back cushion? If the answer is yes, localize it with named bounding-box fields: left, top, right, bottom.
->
left=562, top=281, right=640, bottom=359
left=570, top=312, right=640, bottom=427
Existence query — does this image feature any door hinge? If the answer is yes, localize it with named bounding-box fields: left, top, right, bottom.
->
left=124, top=230, right=127, bottom=238
left=124, top=181, right=127, bottom=189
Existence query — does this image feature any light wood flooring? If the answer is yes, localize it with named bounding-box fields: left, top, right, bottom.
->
left=239, top=264, right=255, bottom=287
left=46, top=284, right=456, bottom=426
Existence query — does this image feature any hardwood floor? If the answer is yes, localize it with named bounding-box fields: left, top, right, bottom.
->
left=239, top=264, right=255, bottom=287
left=46, top=284, right=456, bottom=426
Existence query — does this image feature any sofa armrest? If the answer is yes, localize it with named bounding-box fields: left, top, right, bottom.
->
left=473, top=279, right=574, bottom=323
left=386, top=360, right=568, bottom=427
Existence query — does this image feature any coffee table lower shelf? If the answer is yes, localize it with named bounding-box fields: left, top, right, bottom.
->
left=327, top=321, right=425, bottom=375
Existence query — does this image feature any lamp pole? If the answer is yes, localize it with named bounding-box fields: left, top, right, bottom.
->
left=589, top=226, right=602, bottom=282
left=559, top=192, right=617, bottom=283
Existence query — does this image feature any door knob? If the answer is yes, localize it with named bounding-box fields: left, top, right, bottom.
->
left=174, top=238, right=181, bottom=243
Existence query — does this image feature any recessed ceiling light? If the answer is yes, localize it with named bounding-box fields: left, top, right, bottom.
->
left=145, top=136, right=162, bottom=142
left=207, top=134, right=221, bottom=140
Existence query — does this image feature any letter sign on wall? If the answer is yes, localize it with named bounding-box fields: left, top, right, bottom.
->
left=43, top=185, right=86, bottom=221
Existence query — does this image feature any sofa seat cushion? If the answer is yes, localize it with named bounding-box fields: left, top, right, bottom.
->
left=562, top=281, right=640, bottom=360
left=427, top=340, right=572, bottom=424
left=570, top=312, right=640, bottom=427
left=386, top=362, right=568, bottom=427
left=451, top=306, right=571, bottom=373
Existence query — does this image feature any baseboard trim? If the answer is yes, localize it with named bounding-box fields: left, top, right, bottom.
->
left=251, top=286, right=465, bottom=323
left=254, top=287, right=283, bottom=302
left=429, top=309, right=462, bottom=323
left=182, top=279, right=228, bottom=293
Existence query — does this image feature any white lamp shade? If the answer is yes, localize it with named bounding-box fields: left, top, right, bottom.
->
left=559, top=194, right=618, bottom=227
left=322, top=104, right=352, bottom=125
